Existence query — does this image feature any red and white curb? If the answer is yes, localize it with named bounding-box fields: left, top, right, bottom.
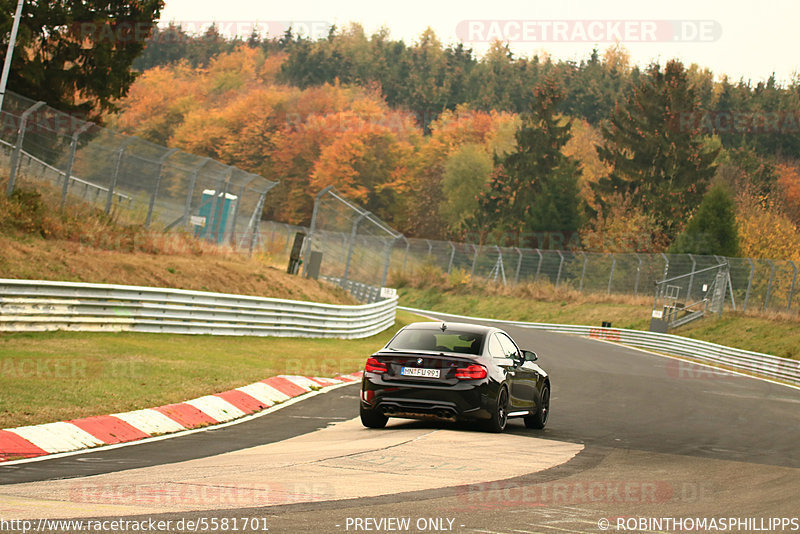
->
left=0, top=373, right=362, bottom=464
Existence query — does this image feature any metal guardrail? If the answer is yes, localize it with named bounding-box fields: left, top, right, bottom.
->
left=321, top=276, right=384, bottom=303
left=0, top=279, right=397, bottom=339
left=400, top=307, right=800, bottom=387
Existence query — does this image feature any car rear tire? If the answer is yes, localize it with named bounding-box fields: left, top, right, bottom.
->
left=525, top=384, right=549, bottom=429
left=360, top=405, right=388, bottom=428
left=485, top=387, right=509, bottom=433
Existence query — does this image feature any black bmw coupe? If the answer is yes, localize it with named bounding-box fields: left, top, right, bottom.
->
left=360, top=321, right=550, bottom=432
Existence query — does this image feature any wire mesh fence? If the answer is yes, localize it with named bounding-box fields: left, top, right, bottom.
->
left=300, top=187, right=404, bottom=294
left=1, top=91, right=277, bottom=249
left=260, top=221, right=798, bottom=314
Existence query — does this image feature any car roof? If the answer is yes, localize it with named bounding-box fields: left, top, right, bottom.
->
left=400, top=321, right=500, bottom=336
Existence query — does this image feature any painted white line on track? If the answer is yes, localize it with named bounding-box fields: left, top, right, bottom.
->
left=0, top=380, right=359, bottom=467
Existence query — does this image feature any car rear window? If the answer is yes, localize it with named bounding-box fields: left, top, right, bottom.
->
left=387, top=329, right=484, bottom=355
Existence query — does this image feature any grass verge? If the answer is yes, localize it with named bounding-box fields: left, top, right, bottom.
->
left=0, top=310, right=420, bottom=429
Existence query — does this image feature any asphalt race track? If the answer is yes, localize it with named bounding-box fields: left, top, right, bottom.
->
left=2, top=314, right=800, bottom=533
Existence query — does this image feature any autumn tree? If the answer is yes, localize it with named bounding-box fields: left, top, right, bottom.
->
left=470, top=79, right=582, bottom=245
left=1, top=0, right=163, bottom=118
left=440, top=144, right=494, bottom=230
left=594, top=60, right=718, bottom=240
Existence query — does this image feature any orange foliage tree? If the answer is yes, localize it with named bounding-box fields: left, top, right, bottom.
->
left=736, top=191, right=800, bottom=262
left=776, top=160, right=800, bottom=225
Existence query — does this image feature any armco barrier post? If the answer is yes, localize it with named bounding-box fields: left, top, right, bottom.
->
left=60, top=121, right=93, bottom=210
left=7, top=100, right=45, bottom=196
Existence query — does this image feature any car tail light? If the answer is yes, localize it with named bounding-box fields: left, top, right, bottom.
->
left=365, top=357, right=387, bottom=373
left=455, top=364, right=487, bottom=380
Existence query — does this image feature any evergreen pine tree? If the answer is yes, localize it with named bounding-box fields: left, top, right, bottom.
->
left=669, top=183, right=740, bottom=256
left=470, top=78, right=583, bottom=245
left=593, top=60, right=718, bottom=240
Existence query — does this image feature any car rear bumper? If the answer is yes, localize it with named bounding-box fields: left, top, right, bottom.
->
left=360, top=374, right=495, bottom=422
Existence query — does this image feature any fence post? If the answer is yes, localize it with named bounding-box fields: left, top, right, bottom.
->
left=303, top=186, right=333, bottom=277
left=380, top=237, right=399, bottom=288
left=535, top=249, right=543, bottom=282
left=173, top=157, right=210, bottom=230
left=470, top=244, right=479, bottom=277
left=104, top=136, right=137, bottom=215
left=687, top=254, right=696, bottom=301
left=205, top=169, right=230, bottom=241
left=743, top=258, right=755, bottom=312
left=788, top=261, right=798, bottom=312
left=555, top=250, right=564, bottom=288
left=247, top=191, right=267, bottom=256
left=579, top=252, right=588, bottom=292
left=763, top=259, right=776, bottom=312
left=448, top=241, right=456, bottom=274
left=343, top=210, right=369, bottom=283
left=211, top=169, right=233, bottom=242
left=145, top=148, right=178, bottom=228
left=231, top=177, right=254, bottom=241
left=7, top=101, right=45, bottom=196
left=60, top=121, right=93, bottom=210
left=661, top=252, right=669, bottom=280
left=633, top=253, right=642, bottom=297
left=401, top=236, right=410, bottom=272
left=425, top=239, right=432, bottom=257
left=514, top=247, right=523, bottom=284
left=607, top=253, right=617, bottom=295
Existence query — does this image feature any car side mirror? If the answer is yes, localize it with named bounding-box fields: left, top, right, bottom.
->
left=522, top=350, right=538, bottom=362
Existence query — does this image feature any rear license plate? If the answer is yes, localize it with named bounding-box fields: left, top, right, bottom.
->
left=401, top=367, right=440, bottom=378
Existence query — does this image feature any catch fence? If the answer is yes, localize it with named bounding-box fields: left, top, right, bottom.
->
left=261, top=229, right=798, bottom=315
left=1, top=91, right=276, bottom=250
